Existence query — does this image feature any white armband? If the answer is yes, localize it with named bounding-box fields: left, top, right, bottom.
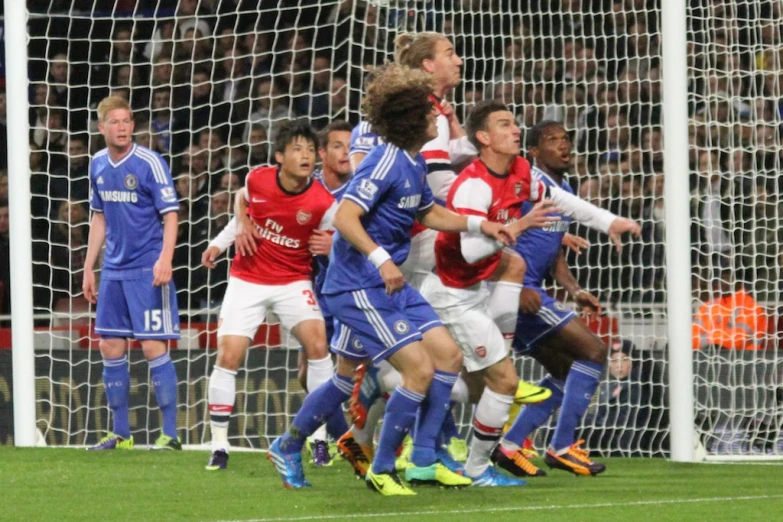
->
left=367, top=247, right=391, bottom=269
left=466, top=215, right=484, bottom=234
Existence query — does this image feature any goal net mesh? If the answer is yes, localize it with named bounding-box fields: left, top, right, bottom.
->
left=13, top=0, right=782, bottom=457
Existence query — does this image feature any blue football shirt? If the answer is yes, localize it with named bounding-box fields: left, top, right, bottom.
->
left=313, top=169, right=350, bottom=296
left=322, top=144, right=433, bottom=293
left=89, top=143, right=179, bottom=271
left=349, top=120, right=383, bottom=159
left=515, top=166, right=574, bottom=287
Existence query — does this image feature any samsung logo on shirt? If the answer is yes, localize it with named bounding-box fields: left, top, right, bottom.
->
left=542, top=221, right=571, bottom=233
left=99, top=190, right=139, bottom=203
left=398, top=194, right=421, bottom=209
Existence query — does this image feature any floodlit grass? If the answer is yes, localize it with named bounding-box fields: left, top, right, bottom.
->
left=2, top=448, right=782, bottom=522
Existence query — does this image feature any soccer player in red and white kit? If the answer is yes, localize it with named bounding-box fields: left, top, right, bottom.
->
left=202, top=120, right=337, bottom=471
left=420, top=100, right=640, bottom=485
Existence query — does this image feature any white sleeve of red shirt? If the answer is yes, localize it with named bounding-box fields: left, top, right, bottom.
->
left=452, top=178, right=505, bottom=264
left=451, top=177, right=492, bottom=216
left=448, top=136, right=478, bottom=166
left=548, top=185, right=616, bottom=233
left=208, top=216, right=237, bottom=254
left=318, top=201, right=339, bottom=231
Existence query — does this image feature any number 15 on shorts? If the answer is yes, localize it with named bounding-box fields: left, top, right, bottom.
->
left=144, top=309, right=163, bottom=331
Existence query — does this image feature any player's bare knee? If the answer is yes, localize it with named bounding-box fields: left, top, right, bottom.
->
left=99, top=338, right=127, bottom=359
left=140, top=340, right=167, bottom=361
left=488, top=373, right=518, bottom=396
left=303, top=338, right=329, bottom=360
left=216, top=336, right=249, bottom=371
left=485, top=358, right=518, bottom=396
left=438, top=342, right=463, bottom=374
left=583, top=338, right=609, bottom=365
left=295, top=321, right=329, bottom=360
left=401, top=355, right=434, bottom=395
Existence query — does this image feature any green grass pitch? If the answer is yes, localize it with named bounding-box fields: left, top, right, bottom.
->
left=3, top=448, right=782, bottom=521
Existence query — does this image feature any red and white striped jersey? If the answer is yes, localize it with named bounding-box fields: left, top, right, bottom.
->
left=413, top=95, right=477, bottom=236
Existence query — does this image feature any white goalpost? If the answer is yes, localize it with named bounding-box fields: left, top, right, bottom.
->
left=4, top=0, right=782, bottom=461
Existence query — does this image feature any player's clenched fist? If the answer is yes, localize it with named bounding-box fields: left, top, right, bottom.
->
left=308, top=229, right=333, bottom=256
left=519, top=287, right=542, bottom=314
left=378, top=260, right=405, bottom=295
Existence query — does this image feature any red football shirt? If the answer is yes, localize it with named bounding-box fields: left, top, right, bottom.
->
left=435, top=156, right=544, bottom=288
left=230, top=166, right=337, bottom=285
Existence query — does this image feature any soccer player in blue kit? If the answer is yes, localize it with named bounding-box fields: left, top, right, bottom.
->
left=267, top=64, right=514, bottom=495
left=492, top=120, right=641, bottom=477
left=83, top=96, right=181, bottom=450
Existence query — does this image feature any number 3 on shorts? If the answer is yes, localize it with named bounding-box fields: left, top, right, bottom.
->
left=144, top=309, right=163, bottom=331
left=302, top=290, right=317, bottom=306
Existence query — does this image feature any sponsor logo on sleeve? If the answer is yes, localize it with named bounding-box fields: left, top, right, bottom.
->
left=357, top=179, right=379, bottom=201
left=355, top=137, right=374, bottom=148
left=160, top=186, right=177, bottom=203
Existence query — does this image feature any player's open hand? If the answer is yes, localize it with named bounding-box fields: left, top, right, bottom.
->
left=378, top=260, right=405, bottom=295
left=515, top=200, right=561, bottom=236
left=82, top=270, right=97, bottom=304
left=519, top=287, right=542, bottom=314
left=235, top=216, right=262, bottom=257
left=479, top=220, right=515, bottom=246
left=201, top=246, right=220, bottom=269
left=153, top=257, right=173, bottom=286
left=309, top=230, right=333, bottom=256
left=574, top=289, right=601, bottom=321
left=562, top=233, right=590, bottom=255
left=608, top=217, right=642, bottom=253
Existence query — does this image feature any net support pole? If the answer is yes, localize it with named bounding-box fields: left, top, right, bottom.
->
left=5, top=1, right=37, bottom=446
left=661, top=0, right=694, bottom=462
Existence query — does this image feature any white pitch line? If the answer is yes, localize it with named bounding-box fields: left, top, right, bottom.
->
left=214, top=493, right=783, bottom=522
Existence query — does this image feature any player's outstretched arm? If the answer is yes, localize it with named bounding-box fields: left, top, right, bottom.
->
left=417, top=203, right=514, bottom=245
left=83, top=212, right=106, bottom=304
left=153, top=212, right=177, bottom=287
left=550, top=249, right=601, bottom=319
left=334, top=199, right=404, bottom=295
left=548, top=186, right=641, bottom=251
